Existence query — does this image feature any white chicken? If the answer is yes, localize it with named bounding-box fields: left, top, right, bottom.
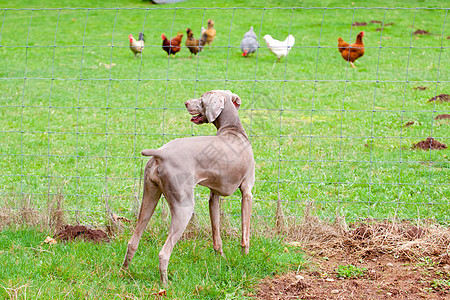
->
left=129, top=32, right=145, bottom=57
left=263, top=34, right=295, bottom=61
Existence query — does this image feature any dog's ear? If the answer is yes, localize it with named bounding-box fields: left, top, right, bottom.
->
left=203, top=92, right=225, bottom=123
left=225, top=90, right=241, bottom=110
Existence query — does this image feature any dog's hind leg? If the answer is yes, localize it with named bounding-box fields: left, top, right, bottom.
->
left=158, top=188, right=195, bottom=287
left=122, top=179, right=162, bottom=270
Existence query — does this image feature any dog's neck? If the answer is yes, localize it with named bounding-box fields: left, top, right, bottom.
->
left=212, top=99, right=248, bottom=138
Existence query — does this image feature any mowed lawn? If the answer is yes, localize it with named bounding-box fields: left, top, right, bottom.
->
left=0, top=0, right=449, bottom=223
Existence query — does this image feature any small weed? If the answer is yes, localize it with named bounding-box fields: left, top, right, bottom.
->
left=417, top=256, right=435, bottom=267
left=431, top=279, right=450, bottom=290
left=335, top=264, right=367, bottom=279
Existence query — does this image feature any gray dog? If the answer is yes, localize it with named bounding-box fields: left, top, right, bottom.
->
left=122, top=90, right=255, bottom=286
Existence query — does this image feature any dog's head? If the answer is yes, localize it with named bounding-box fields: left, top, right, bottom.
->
left=184, top=90, right=241, bottom=124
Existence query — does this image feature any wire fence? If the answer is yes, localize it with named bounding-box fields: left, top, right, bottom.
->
left=0, top=6, right=449, bottom=226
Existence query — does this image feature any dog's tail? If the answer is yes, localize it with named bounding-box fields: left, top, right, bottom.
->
left=141, top=149, right=164, bottom=158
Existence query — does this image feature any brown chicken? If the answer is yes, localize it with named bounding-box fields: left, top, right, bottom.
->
left=161, top=32, right=183, bottom=57
left=337, top=31, right=365, bottom=68
left=185, top=28, right=203, bottom=58
left=202, top=19, right=216, bottom=48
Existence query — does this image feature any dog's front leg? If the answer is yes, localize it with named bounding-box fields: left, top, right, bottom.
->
left=240, top=184, right=253, bottom=255
left=209, top=191, right=224, bottom=257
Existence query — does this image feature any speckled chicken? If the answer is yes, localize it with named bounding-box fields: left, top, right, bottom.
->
left=240, top=26, right=259, bottom=57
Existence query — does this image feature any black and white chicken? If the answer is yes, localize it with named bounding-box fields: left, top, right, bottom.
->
left=240, top=26, right=259, bottom=57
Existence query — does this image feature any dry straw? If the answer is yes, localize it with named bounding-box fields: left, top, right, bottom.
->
left=287, top=202, right=450, bottom=263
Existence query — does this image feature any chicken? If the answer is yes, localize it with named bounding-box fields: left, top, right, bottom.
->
left=202, top=19, right=216, bottom=48
left=200, top=27, right=207, bottom=48
left=185, top=28, right=203, bottom=58
left=263, top=34, right=295, bottom=61
left=337, top=31, right=365, bottom=68
left=240, top=26, right=259, bottom=57
left=129, top=32, right=145, bottom=57
left=161, top=32, right=183, bottom=57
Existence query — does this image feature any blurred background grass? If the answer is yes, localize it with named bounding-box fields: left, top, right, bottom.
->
left=0, top=0, right=449, bottom=227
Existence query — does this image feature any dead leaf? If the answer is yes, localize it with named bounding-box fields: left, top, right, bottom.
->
left=99, top=62, right=116, bottom=69
left=43, top=236, right=57, bottom=245
left=288, top=241, right=301, bottom=247
left=151, top=289, right=167, bottom=296
left=112, top=213, right=131, bottom=223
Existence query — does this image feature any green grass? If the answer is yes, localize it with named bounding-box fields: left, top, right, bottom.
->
left=0, top=0, right=449, bottom=298
left=335, top=264, right=367, bottom=279
left=0, top=0, right=449, bottom=224
left=0, top=227, right=304, bottom=299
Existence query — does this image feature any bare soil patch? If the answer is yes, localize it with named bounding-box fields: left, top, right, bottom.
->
left=414, top=86, right=428, bottom=90
left=371, top=20, right=382, bottom=23
left=375, top=23, right=394, bottom=31
left=412, top=138, right=447, bottom=150
left=435, top=114, right=450, bottom=120
left=256, top=220, right=450, bottom=300
left=257, top=255, right=450, bottom=299
left=56, top=225, right=110, bottom=243
left=404, top=121, right=415, bottom=127
left=352, top=22, right=367, bottom=26
left=428, top=94, right=450, bottom=102
left=414, top=29, right=431, bottom=35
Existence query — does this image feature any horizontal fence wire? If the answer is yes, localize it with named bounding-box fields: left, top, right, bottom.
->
left=0, top=6, right=449, bottom=224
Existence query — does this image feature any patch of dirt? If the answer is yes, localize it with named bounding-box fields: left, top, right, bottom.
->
left=56, top=225, right=110, bottom=243
left=436, top=114, right=450, bottom=120
left=371, top=20, right=382, bottom=23
left=352, top=22, right=367, bottom=26
left=428, top=94, right=450, bottom=102
left=257, top=256, right=450, bottom=299
left=414, top=29, right=431, bottom=35
left=414, top=86, right=428, bottom=90
left=412, top=138, right=447, bottom=150
left=404, top=121, right=415, bottom=127
left=256, top=221, right=450, bottom=300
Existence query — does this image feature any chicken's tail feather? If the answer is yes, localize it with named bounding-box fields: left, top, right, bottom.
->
left=199, top=32, right=207, bottom=48
left=286, top=35, right=295, bottom=48
left=139, top=32, right=145, bottom=42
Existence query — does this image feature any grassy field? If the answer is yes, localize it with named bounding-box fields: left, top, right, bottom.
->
left=0, top=0, right=449, bottom=298
left=0, top=227, right=305, bottom=299
left=0, top=0, right=449, bottom=223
